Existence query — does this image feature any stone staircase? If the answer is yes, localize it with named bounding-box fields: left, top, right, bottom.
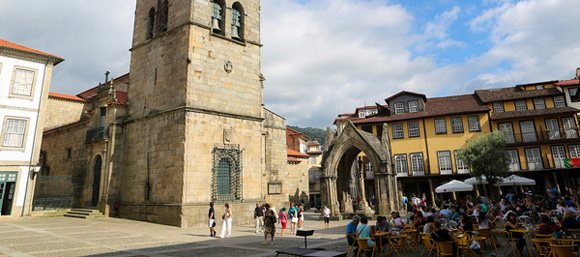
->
left=63, top=209, right=105, bottom=219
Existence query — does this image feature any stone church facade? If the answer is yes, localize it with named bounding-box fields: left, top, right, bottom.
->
left=37, top=0, right=300, bottom=227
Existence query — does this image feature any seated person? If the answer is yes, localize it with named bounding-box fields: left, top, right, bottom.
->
left=477, top=212, right=490, bottom=229
left=392, top=212, right=405, bottom=230
left=423, top=216, right=436, bottom=234
left=375, top=216, right=391, bottom=246
left=538, top=214, right=560, bottom=235
left=431, top=220, right=456, bottom=256
left=346, top=215, right=360, bottom=246
left=459, top=213, right=473, bottom=233
left=506, top=213, right=526, bottom=253
left=440, top=205, right=453, bottom=219
left=356, top=217, right=374, bottom=248
left=561, top=211, right=580, bottom=232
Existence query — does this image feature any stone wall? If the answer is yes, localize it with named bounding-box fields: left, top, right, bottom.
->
left=263, top=108, right=290, bottom=208
left=286, top=158, right=310, bottom=208
left=44, top=98, right=88, bottom=131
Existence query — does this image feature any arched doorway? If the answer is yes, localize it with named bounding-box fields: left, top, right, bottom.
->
left=91, top=155, right=102, bottom=206
left=321, top=121, right=398, bottom=219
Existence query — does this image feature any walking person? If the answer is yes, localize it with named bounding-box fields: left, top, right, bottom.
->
left=254, top=202, right=264, bottom=233
left=297, top=203, right=304, bottom=230
left=289, top=203, right=298, bottom=234
left=219, top=203, right=232, bottom=239
left=279, top=208, right=287, bottom=236
left=323, top=205, right=331, bottom=229
left=263, top=204, right=276, bottom=245
left=208, top=202, right=216, bottom=237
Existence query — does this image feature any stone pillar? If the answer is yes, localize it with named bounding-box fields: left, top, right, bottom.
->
left=357, top=168, right=368, bottom=210
left=553, top=172, right=561, bottom=193
left=375, top=173, right=390, bottom=215
left=388, top=172, right=398, bottom=212
left=397, top=180, right=404, bottom=214
left=428, top=179, right=435, bottom=207
left=320, top=171, right=341, bottom=220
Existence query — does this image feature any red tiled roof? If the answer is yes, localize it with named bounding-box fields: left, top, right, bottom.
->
left=49, top=92, right=88, bottom=103
left=77, top=73, right=130, bottom=99
left=286, top=127, right=301, bottom=134
left=287, top=149, right=310, bottom=158
left=307, top=141, right=320, bottom=146
left=0, top=38, right=64, bottom=65
left=489, top=107, right=579, bottom=120
left=287, top=157, right=302, bottom=163
left=475, top=87, right=562, bottom=103
left=351, top=94, right=489, bottom=124
left=111, top=91, right=128, bottom=105
left=556, top=79, right=579, bottom=86
left=307, top=150, right=323, bottom=155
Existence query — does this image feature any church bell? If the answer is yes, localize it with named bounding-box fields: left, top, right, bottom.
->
left=212, top=18, right=221, bottom=33
left=231, top=26, right=241, bottom=40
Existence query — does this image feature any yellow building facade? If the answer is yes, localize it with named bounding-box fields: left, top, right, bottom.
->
left=335, top=80, right=580, bottom=203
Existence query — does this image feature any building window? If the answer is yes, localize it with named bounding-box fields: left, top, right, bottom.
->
left=533, top=98, right=546, bottom=109
left=365, top=162, right=372, bottom=173
left=553, top=96, right=566, bottom=108
left=392, top=124, right=404, bottom=139
left=408, top=101, right=418, bottom=113
left=394, top=154, right=408, bottom=176
left=212, top=144, right=242, bottom=202
left=361, top=125, right=373, bottom=134
left=520, top=120, right=537, bottom=142
left=410, top=153, right=424, bottom=175
left=506, top=149, right=520, bottom=171
left=451, top=117, right=464, bottom=133
left=525, top=148, right=542, bottom=170
left=536, top=85, right=544, bottom=90
left=492, top=102, right=504, bottom=112
left=551, top=145, right=566, bottom=169
left=408, top=121, right=420, bottom=137
left=10, top=67, right=37, bottom=98
left=569, top=88, right=579, bottom=102
left=1, top=117, right=28, bottom=149
left=467, top=116, right=481, bottom=132
left=515, top=100, right=527, bottom=111
left=434, top=119, right=447, bottom=134
left=156, top=0, right=169, bottom=34
left=231, top=3, right=244, bottom=40
left=147, top=7, right=156, bottom=39
left=569, top=145, right=580, bottom=158
left=310, top=156, right=316, bottom=164
left=66, top=147, right=72, bottom=159
left=394, top=103, right=404, bottom=114
left=562, top=117, right=579, bottom=139
left=358, top=111, right=365, bottom=118
left=437, top=151, right=453, bottom=175
left=211, top=0, right=225, bottom=34
left=454, top=150, right=469, bottom=174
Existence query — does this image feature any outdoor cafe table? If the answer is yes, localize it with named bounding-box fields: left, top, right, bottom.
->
left=372, top=232, right=391, bottom=256
left=510, top=229, right=538, bottom=257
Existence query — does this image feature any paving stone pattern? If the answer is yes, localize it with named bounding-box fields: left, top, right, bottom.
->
left=0, top=212, right=509, bottom=256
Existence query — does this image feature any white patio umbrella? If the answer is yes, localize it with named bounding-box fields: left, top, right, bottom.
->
left=435, top=180, right=474, bottom=193
left=464, top=176, right=488, bottom=185
left=496, top=175, right=536, bottom=186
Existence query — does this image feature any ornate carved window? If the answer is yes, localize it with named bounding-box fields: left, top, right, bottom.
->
left=212, top=144, right=242, bottom=202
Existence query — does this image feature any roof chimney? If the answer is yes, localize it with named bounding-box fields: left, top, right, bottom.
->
left=576, top=67, right=580, bottom=79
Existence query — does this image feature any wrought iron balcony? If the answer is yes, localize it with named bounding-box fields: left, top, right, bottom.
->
left=85, top=126, right=109, bottom=144
left=505, top=128, right=580, bottom=145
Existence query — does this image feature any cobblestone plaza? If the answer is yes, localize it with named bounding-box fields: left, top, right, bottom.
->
left=0, top=211, right=505, bottom=257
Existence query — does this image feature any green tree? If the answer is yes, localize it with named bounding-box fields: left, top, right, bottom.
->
left=457, top=130, right=511, bottom=197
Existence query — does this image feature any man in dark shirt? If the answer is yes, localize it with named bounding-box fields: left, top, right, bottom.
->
left=208, top=202, right=216, bottom=237
left=255, top=203, right=264, bottom=233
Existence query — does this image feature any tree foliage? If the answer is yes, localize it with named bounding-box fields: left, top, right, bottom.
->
left=457, top=130, right=511, bottom=189
left=287, top=125, right=326, bottom=146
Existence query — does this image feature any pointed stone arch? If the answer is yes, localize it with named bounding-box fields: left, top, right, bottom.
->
left=321, top=121, right=398, bottom=219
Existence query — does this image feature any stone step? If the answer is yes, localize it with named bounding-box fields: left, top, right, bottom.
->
left=64, top=213, right=89, bottom=219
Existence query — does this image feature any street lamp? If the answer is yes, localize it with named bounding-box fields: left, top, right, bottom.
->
left=30, top=163, right=41, bottom=179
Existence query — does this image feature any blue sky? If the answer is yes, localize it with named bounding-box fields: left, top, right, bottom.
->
left=1, top=0, right=579, bottom=129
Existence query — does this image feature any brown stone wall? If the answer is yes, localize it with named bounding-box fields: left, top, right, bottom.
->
left=44, top=98, right=88, bottom=131
left=286, top=159, right=310, bottom=207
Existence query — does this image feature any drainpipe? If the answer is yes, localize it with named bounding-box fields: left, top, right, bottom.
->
left=21, top=58, right=51, bottom=216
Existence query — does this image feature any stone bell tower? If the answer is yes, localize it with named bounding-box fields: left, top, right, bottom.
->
left=120, top=0, right=265, bottom=227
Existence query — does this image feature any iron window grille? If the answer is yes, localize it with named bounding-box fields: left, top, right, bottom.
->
left=212, top=144, right=243, bottom=203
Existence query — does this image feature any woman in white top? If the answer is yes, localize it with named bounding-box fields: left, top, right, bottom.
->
left=323, top=206, right=331, bottom=228
left=219, top=203, right=233, bottom=239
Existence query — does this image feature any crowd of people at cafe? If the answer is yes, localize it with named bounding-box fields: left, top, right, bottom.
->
left=346, top=186, right=580, bottom=256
